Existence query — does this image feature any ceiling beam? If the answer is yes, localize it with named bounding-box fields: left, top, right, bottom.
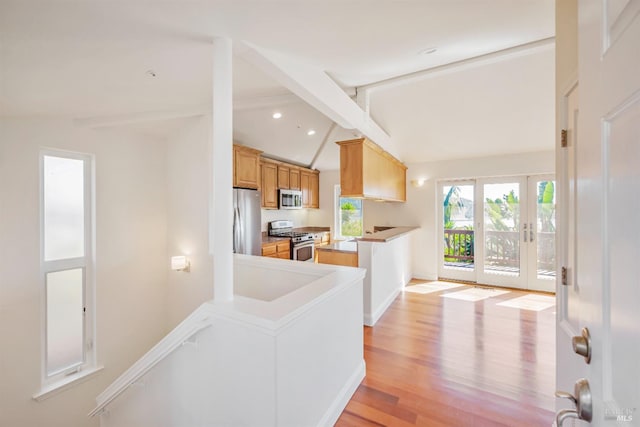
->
left=74, top=108, right=207, bottom=128
left=237, top=42, right=398, bottom=160
left=360, top=37, right=555, bottom=93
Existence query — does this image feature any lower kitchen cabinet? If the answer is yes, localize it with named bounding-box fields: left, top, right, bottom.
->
left=261, top=240, right=291, bottom=259
left=316, top=250, right=358, bottom=267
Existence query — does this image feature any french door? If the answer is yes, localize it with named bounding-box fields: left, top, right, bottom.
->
left=439, top=175, right=556, bottom=291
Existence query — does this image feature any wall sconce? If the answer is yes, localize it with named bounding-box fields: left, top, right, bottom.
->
left=411, top=178, right=426, bottom=188
left=171, top=256, right=190, bottom=272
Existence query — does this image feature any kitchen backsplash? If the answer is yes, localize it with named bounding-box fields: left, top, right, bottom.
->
left=261, top=208, right=309, bottom=231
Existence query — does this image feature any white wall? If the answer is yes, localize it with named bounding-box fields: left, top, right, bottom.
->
left=165, top=116, right=215, bottom=328
left=0, top=119, right=170, bottom=427
left=315, top=151, right=555, bottom=280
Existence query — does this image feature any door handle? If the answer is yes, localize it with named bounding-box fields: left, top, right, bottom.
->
left=233, top=207, right=240, bottom=253
left=529, top=222, right=534, bottom=242
left=572, top=327, right=592, bottom=364
left=555, top=378, right=592, bottom=426
left=523, top=223, right=528, bottom=242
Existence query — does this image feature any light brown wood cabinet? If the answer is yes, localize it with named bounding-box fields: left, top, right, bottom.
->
left=316, top=250, right=358, bottom=267
left=310, top=171, right=319, bottom=208
left=289, top=168, right=301, bottom=190
left=299, top=168, right=319, bottom=208
left=277, top=165, right=290, bottom=189
left=233, top=144, right=262, bottom=189
left=300, top=170, right=311, bottom=207
left=234, top=145, right=320, bottom=209
left=261, top=240, right=291, bottom=259
left=336, top=137, right=407, bottom=202
left=261, top=159, right=278, bottom=209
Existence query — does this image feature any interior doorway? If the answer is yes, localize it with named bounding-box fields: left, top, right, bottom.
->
left=439, top=175, right=556, bottom=292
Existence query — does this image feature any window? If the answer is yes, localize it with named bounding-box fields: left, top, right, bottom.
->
left=40, top=151, right=95, bottom=384
left=334, top=185, right=363, bottom=239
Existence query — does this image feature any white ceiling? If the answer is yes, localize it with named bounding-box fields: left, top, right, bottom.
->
left=0, top=0, right=556, bottom=169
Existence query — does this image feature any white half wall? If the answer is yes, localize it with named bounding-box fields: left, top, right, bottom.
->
left=314, top=151, right=555, bottom=281
left=0, top=119, right=169, bottom=427
left=358, top=233, right=413, bottom=326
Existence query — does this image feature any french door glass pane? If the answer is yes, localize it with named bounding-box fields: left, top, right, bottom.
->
left=442, top=184, right=475, bottom=269
left=483, top=183, right=520, bottom=276
left=44, top=156, right=85, bottom=261
left=536, top=180, right=556, bottom=279
left=46, top=268, right=84, bottom=375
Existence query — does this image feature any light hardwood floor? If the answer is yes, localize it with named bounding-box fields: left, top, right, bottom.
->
left=336, top=280, right=556, bottom=426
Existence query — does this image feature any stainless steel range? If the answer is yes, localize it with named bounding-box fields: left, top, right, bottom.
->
left=268, top=220, right=314, bottom=262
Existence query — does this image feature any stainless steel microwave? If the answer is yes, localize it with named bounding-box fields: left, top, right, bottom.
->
left=279, top=189, right=303, bottom=209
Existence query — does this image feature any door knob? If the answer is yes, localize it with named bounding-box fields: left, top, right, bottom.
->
left=555, top=378, right=592, bottom=426
left=572, top=327, right=591, bottom=364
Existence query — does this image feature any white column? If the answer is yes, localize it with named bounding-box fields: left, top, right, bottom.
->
left=211, top=37, right=234, bottom=302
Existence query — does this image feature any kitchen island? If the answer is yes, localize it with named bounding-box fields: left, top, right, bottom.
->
left=316, top=226, right=418, bottom=326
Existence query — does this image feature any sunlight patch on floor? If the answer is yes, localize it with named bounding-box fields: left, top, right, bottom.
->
left=496, top=294, right=556, bottom=311
left=440, top=287, right=510, bottom=301
left=404, top=281, right=464, bottom=294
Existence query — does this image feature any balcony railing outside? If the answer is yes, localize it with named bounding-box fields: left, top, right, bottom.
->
left=444, top=229, right=555, bottom=276
left=444, top=229, right=474, bottom=263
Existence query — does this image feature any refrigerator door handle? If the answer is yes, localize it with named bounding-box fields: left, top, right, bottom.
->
left=233, top=206, right=240, bottom=253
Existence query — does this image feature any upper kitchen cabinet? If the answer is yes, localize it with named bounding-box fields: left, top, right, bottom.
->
left=289, top=167, right=301, bottom=190
left=310, top=171, right=319, bottom=208
left=277, top=164, right=290, bottom=189
left=336, top=138, right=407, bottom=202
left=233, top=144, right=262, bottom=189
left=300, top=169, right=319, bottom=208
left=261, top=159, right=279, bottom=209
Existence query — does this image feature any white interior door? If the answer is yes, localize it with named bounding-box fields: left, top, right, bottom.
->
left=555, top=0, right=640, bottom=425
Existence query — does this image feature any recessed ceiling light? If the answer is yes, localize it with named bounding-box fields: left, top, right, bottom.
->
left=307, top=129, right=316, bottom=136
left=272, top=112, right=282, bottom=119
left=146, top=70, right=157, bottom=77
left=418, top=47, right=438, bottom=55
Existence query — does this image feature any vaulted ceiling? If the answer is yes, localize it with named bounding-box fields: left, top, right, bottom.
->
left=0, top=0, right=555, bottom=170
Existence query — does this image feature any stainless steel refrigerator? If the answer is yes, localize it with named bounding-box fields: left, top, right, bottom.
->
left=232, top=188, right=262, bottom=255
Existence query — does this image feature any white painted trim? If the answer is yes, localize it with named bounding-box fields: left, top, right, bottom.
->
left=211, top=37, right=234, bottom=302
left=39, top=150, right=96, bottom=387
left=364, top=288, right=400, bottom=327
left=361, top=37, right=556, bottom=93
left=73, top=108, right=207, bottom=128
left=238, top=41, right=398, bottom=159
left=33, top=366, right=104, bottom=402
left=411, top=273, right=439, bottom=281
left=316, top=360, right=366, bottom=427
left=88, top=306, right=214, bottom=417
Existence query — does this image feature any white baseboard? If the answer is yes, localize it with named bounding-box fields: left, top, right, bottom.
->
left=363, top=288, right=400, bottom=327
left=317, top=360, right=366, bottom=427
left=411, top=272, right=438, bottom=281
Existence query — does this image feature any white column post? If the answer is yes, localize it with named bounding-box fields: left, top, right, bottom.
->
left=211, top=37, right=234, bottom=302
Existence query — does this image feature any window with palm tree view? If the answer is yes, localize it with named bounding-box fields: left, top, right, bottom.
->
left=336, top=188, right=363, bottom=238
left=443, top=184, right=475, bottom=269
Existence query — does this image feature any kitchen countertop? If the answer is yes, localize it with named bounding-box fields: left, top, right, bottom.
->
left=315, top=241, right=357, bottom=253
left=293, top=226, right=330, bottom=233
left=261, top=233, right=290, bottom=244
left=357, top=226, right=419, bottom=243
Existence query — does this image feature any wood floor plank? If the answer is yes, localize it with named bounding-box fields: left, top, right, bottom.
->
left=335, top=281, right=555, bottom=426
